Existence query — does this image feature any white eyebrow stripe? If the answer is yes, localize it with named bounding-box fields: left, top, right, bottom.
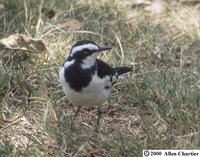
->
left=70, top=44, right=99, bottom=57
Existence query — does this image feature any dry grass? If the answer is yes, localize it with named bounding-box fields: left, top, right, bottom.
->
left=0, top=0, right=200, bottom=156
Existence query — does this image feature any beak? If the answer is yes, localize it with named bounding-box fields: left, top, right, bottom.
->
left=97, top=47, right=112, bottom=52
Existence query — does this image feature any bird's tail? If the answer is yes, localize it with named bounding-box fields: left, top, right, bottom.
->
left=115, top=67, right=132, bottom=76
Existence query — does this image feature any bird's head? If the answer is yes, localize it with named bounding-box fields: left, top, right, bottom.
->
left=68, top=40, right=111, bottom=69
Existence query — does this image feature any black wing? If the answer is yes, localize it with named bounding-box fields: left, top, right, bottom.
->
left=96, top=59, right=116, bottom=79
left=96, top=59, right=132, bottom=77
left=96, top=59, right=132, bottom=86
left=114, top=67, right=132, bottom=76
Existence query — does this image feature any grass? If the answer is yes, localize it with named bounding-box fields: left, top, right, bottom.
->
left=0, top=0, right=200, bottom=156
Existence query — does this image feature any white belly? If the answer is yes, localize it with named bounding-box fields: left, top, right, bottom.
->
left=59, top=67, right=112, bottom=107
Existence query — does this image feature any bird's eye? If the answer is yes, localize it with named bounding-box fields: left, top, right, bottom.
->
left=84, top=49, right=93, bottom=55
left=84, top=50, right=89, bottom=54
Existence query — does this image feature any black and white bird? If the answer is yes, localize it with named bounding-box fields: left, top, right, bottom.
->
left=59, top=40, right=132, bottom=127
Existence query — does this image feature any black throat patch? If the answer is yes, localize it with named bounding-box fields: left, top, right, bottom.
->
left=64, top=61, right=96, bottom=91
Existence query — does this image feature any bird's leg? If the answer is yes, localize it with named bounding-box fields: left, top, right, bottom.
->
left=71, top=106, right=81, bottom=128
left=97, top=105, right=103, bottom=127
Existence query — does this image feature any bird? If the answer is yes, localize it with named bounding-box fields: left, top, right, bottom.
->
left=59, top=40, right=132, bottom=128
